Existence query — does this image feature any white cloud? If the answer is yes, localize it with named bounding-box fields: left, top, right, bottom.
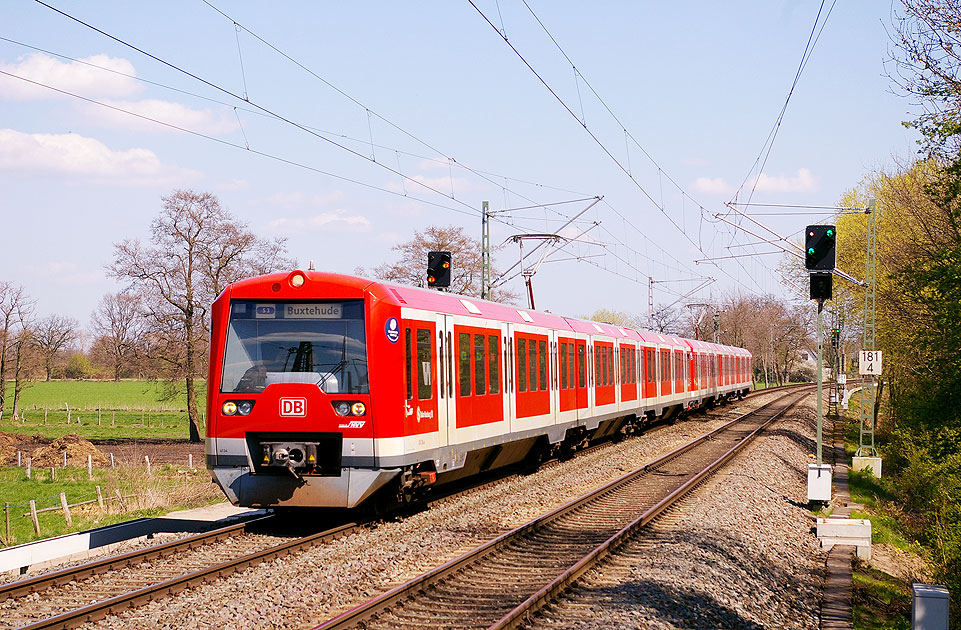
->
left=753, top=168, right=817, bottom=193
left=0, top=53, right=141, bottom=100
left=266, top=210, right=371, bottom=233
left=82, top=99, right=237, bottom=134
left=693, top=176, right=731, bottom=195
left=0, top=129, right=197, bottom=185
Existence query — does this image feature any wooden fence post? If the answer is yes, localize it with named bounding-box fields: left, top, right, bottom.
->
left=59, top=492, right=72, bottom=527
left=62, top=451, right=67, bottom=468
left=17, top=451, right=21, bottom=467
left=87, top=454, right=93, bottom=480
left=115, top=489, right=125, bottom=511
left=145, top=455, right=151, bottom=477
left=43, top=409, right=47, bottom=425
left=49, top=467, right=55, bottom=480
left=25, top=457, right=31, bottom=479
left=65, top=402, right=70, bottom=424
left=111, top=410, right=115, bottom=426
left=110, top=453, right=115, bottom=468
left=98, top=404, right=102, bottom=426
left=29, top=500, right=40, bottom=536
left=96, top=486, right=105, bottom=512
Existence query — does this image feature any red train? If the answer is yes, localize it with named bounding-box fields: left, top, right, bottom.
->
left=206, top=270, right=752, bottom=509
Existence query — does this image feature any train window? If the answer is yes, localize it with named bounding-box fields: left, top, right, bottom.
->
left=416, top=329, right=432, bottom=400
left=489, top=335, right=499, bottom=394
left=538, top=340, right=548, bottom=391
left=447, top=332, right=453, bottom=397
left=560, top=343, right=568, bottom=389
left=594, top=346, right=601, bottom=386
left=405, top=328, right=413, bottom=400
left=438, top=331, right=445, bottom=399
left=577, top=344, right=586, bottom=387
left=474, top=334, right=486, bottom=396
left=529, top=339, right=537, bottom=391
left=517, top=338, right=527, bottom=392
left=568, top=343, right=575, bottom=388
left=459, top=333, right=471, bottom=397
left=646, top=349, right=655, bottom=383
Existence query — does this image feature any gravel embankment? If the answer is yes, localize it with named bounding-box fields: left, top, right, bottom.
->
left=525, top=396, right=825, bottom=629
left=70, top=390, right=822, bottom=630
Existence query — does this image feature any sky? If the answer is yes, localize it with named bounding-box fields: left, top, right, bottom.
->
left=0, top=1, right=920, bottom=335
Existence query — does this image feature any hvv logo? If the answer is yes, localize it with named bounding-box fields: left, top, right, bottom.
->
left=279, top=397, right=306, bottom=417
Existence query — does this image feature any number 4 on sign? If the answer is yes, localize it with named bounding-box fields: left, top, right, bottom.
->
left=859, top=350, right=883, bottom=375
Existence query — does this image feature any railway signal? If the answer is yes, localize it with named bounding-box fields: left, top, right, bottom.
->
left=427, top=251, right=451, bottom=288
left=805, top=224, right=836, bottom=270
left=809, top=272, right=832, bottom=300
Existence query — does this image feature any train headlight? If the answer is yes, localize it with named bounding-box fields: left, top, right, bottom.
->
left=334, top=401, right=350, bottom=416
left=222, top=401, right=238, bottom=416
left=290, top=273, right=305, bottom=287
left=351, top=402, right=366, bottom=416
left=237, top=401, right=254, bottom=415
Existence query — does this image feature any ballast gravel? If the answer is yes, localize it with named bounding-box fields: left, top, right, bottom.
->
left=76, top=390, right=824, bottom=630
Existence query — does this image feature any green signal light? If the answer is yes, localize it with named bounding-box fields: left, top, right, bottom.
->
left=826, top=229, right=835, bottom=238
left=807, top=247, right=816, bottom=255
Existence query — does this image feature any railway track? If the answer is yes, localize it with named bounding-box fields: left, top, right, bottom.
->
left=0, top=518, right=361, bottom=630
left=314, top=389, right=806, bottom=630
left=0, top=386, right=807, bottom=630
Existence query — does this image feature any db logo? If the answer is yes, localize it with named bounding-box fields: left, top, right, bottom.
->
left=279, top=397, right=306, bottom=417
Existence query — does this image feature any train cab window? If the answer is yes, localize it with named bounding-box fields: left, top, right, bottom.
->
left=489, top=335, right=499, bottom=394
left=474, top=334, right=486, bottom=395
left=538, top=340, right=548, bottom=391
left=405, top=328, right=413, bottom=400
left=458, top=333, right=471, bottom=397
left=416, top=329, right=432, bottom=399
left=517, top=338, right=528, bottom=392
left=560, top=343, right=568, bottom=389
left=577, top=344, right=585, bottom=387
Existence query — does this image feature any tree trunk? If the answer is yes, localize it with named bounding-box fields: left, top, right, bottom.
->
left=186, top=375, right=202, bottom=442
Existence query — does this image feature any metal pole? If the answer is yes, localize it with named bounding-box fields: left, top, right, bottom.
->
left=481, top=201, right=490, bottom=300
left=858, top=199, right=878, bottom=456
left=817, top=299, right=824, bottom=465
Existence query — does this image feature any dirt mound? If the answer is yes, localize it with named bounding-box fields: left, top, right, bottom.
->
left=30, top=434, right=109, bottom=467
left=0, top=432, right=48, bottom=465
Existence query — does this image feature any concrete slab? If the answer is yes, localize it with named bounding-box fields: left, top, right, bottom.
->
left=852, top=456, right=882, bottom=478
left=818, top=517, right=872, bottom=560
left=0, top=501, right=265, bottom=575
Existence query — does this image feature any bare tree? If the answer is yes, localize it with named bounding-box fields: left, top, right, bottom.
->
left=6, top=298, right=35, bottom=421
left=582, top=309, right=641, bottom=328
left=90, top=292, right=144, bottom=381
left=0, top=282, right=30, bottom=413
left=32, top=314, right=78, bottom=381
left=370, top=224, right=518, bottom=303
left=108, top=189, right=292, bottom=442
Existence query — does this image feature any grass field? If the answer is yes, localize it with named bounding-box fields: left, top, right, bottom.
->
left=1, top=380, right=207, bottom=440
left=0, top=465, right=222, bottom=545
left=3, top=380, right=205, bottom=411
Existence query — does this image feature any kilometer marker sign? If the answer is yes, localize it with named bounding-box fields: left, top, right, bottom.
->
left=859, top=350, right=882, bottom=375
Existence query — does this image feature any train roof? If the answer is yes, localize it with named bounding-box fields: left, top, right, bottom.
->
left=223, top=270, right=750, bottom=357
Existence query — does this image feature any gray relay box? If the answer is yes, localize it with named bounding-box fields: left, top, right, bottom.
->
left=912, top=583, right=949, bottom=630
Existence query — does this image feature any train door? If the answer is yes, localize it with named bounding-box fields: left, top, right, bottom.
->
left=574, top=338, right=589, bottom=413
left=436, top=314, right=454, bottom=447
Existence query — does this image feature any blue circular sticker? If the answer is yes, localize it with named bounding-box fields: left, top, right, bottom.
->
left=385, top=317, right=400, bottom=343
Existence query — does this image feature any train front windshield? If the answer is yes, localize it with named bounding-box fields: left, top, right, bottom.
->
left=220, top=300, right=369, bottom=394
